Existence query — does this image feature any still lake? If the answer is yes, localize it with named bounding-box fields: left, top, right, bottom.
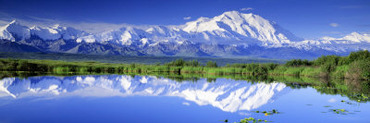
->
left=0, top=75, right=369, bottom=123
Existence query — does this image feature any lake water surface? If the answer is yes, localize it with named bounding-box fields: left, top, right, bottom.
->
left=0, top=75, right=369, bottom=123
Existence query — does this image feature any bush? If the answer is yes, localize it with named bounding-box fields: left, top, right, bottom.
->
left=285, top=59, right=312, bottom=66
left=206, top=61, right=218, bottom=68
left=348, top=50, right=369, bottom=63
left=347, top=60, right=370, bottom=80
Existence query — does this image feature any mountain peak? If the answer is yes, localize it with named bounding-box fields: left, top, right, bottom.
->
left=52, top=24, right=61, bottom=29
left=9, top=20, right=18, bottom=24
left=319, top=32, right=370, bottom=44
left=221, top=10, right=242, bottom=16
left=181, top=10, right=300, bottom=45
left=195, top=17, right=210, bottom=22
left=220, top=11, right=259, bottom=19
left=342, top=32, right=370, bottom=42
left=2, top=20, right=21, bottom=29
left=350, top=32, right=360, bottom=35
left=0, top=19, right=31, bottom=40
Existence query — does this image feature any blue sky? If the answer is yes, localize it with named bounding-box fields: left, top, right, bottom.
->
left=0, top=0, right=369, bottom=39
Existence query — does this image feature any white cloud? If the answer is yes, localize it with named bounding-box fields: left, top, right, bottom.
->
left=182, top=102, right=190, bottom=106
left=183, top=16, right=191, bottom=20
left=328, top=98, right=337, bottom=103
left=330, top=23, right=339, bottom=27
left=240, top=7, right=253, bottom=11
left=238, top=112, right=251, bottom=116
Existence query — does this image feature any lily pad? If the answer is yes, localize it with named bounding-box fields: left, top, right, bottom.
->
left=330, top=108, right=349, bottom=115
left=237, top=117, right=269, bottom=123
left=253, top=109, right=280, bottom=116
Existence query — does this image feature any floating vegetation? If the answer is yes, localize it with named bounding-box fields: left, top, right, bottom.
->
left=237, top=117, right=269, bottom=123
left=220, top=119, right=228, bottom=122
left=323, top=105, right=332, bottom=108
left=340, top=100, right=356, bottom=105
left=330, top=109, right=348, bottom=115
left=272, top=109, right=278, bottom=114
left=254, top=109, right=280, bottom=116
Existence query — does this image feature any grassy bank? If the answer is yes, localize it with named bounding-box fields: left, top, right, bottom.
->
left=0, top=50, right=369, bottom=80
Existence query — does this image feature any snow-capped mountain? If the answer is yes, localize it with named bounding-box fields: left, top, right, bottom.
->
left=321, top=32, right=370, bottom=43
left=0, top=20, right=30, bottom=41
left=0, top=75, right=288, bottom=112
left=315, top=32, right=370, bottom=52
left=0, top=11, right=369, bottom=59
left=180, top=11, right=302, bottom=46
left=0, top=20, right=88, bottom=41
left=289, top=32, right=370, bottom=53
left=31, top=24, right=88, bottom=41
left=1, top=11, right=301, bottom=46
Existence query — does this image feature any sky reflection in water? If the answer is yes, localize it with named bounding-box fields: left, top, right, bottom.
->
left=0, top=75, right=369, bottom=123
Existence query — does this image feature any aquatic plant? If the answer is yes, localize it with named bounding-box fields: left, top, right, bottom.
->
left=237, top=117, right=269, bottom=123
left=254, top=109, right=280, bottom=116
left=330, top=109, right=348, bottom=115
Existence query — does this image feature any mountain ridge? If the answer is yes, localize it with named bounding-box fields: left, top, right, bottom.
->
left=0, top=11, right=369, bottom=59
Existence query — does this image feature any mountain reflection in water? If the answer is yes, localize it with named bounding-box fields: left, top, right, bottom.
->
left=0, top=75, right=288, bottom=112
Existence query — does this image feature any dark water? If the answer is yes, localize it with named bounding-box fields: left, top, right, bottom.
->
left=0, top=75, right=369, bottom=123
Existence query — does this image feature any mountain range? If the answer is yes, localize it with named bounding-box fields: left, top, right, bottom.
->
left=0, top=11, right=369, bottom=59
